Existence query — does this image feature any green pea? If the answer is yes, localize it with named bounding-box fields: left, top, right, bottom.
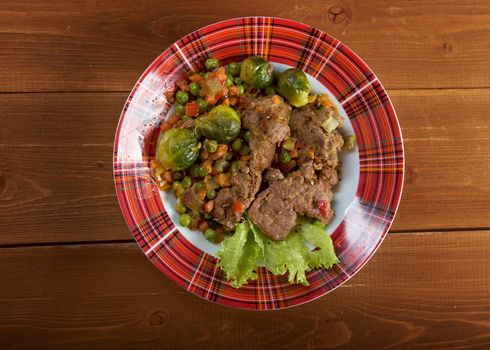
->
left=181, top=176, right=192, bottom=188
left=279, top=149, right=291, bottom=164
left=228, top=62, right=240, bottom=76
left=172, top=181, right=181, bottom=191
left=181, top=115, right=191, bottom=123
left=264, top=86, right=276, bottom=96
left=189, top=82, right=200, bottom=96
left=204, top=139, right=218, bottom=153
left=176, top=91, right=189, bottom=104
left=243, top=130, right=251, bottom=142
left=202, top=72, right=209, bottom=80
left=204, top=228, right=217, bottom=242
left=225, top=74, right=234, bottom=87
left=198, top=165, right=209, bottom=177
left=196, top=97, right=208, bottom=113
left=237, top=85, right=245, bottom=95
left=190, top=165, right=201, bottom=178
left=172, top=171, right=183, bottom=181
left=224, top=151, right=234, bottom=161
left=175, top=200, right=187, bottom=214
left=195, top=180, right=205, bottom=191
left=204, top=212, right=212, bottom=219
left=179, top=213, right=192, bottom=227
left=239, top=144, right=250, bottom=156
left=206, top=189, right=217, bottom=200
left=205, top=57, right=219, bottom=71
left=175, top=103, right=186, bottom=116
left=231, top=138, right=242, bottom=151
left=234, top=77, right=242, bottom=85
left=230, top=161, right=239, bottom=173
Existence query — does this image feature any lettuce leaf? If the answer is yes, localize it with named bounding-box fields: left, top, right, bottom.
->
left=216, top=220, right=261, bottom=288
left=217, top=218, right=339, bottom=288
left=251, top=222, right=310, bottom=285
left=295, top=218, right=339, bottom=269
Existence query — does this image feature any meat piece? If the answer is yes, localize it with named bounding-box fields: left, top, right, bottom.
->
left=263, top=168, right=284, bottom=184
left=248, top=171, right=337, bottom=241
left=242, top=95, right=291, bottom=172
left=183, top=185, right=204, bottom=213
left=290, top=105, right=344, bottom=170
left=212, top=161, right=261, bottom=230
left=211, top=96, right=292, bottom=229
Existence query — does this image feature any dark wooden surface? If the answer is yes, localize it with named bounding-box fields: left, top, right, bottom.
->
left=1, top=1, right=489, bottom=349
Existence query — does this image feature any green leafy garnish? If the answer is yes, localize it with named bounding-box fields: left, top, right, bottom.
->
left=217, top=218, right=339, bottom=288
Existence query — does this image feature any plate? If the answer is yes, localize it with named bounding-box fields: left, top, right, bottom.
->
left=113, top=17, right=404, bottom=310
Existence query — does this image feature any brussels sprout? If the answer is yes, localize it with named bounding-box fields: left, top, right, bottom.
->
left=277, top=68, right=310, bottom=107
left=156, top=128, right=200, bottom=171
left=239, top=56, right=273, bottom=89
left=195, top=105, right=241, bottom=144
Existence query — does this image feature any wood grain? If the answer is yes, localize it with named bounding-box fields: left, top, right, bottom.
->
left=1, top=89, right=489, bottom=244
left=0, top=93, right=131, bottom=244
left=0, top=0, right=489, bottom=92
left=0, top=231, right=488, bottom=350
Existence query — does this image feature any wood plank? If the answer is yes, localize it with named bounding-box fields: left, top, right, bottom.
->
left=0, top=0, right=489, bottom=92
left=389, top=88, right=490, bottom=231
left=1, top=89, right=489, bottom=244
left=0, top=231, right=488, bottom=349
left=0, top=93, right=131, bottom=244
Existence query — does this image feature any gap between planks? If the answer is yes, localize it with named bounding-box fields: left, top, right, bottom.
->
left=0, top=228, right=488, bottom=250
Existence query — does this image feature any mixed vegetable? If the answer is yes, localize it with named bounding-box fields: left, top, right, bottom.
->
left=151, top=56, right=355, bottom=286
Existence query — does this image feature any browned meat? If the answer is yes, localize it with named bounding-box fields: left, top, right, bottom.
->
left=290, top=105, right=344, bottom=170
left=242, top=95, right=291, bottom=172
left=249, top=105, right=344, bottom=241
left=211, top=96, right=292, bottom=229
left=263, top=168, right=284, bottom=184
left=248, top=170, right=337, bottom=241
left=212, top=161, right=261, bottom=229
left=183, top=185, right=204, bottom=213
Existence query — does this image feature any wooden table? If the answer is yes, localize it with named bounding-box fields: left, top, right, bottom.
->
left=1, top=1, right=489, bottom=349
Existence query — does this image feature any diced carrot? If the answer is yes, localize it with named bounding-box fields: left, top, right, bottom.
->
left=228, top=86, right=239, bottom=97
left=203, top=200, right=214, bottom=213
left=271, top=95, right=282, bottom=105
left=160, top=121, right=171, bottom=131
left=212, top=144, right=229, bottom=160
left=197, top=189, right=207, bottom=201
left=232, top=199, right=245, bottom=214
left=240, top=155, right=250, bottom=161
left=205, top=94, right=217, bottom=105
left=150, top=159, right=158, bottom=169
left=168, top=114, right=180, bottom=125
left=221, top=98, right=230, bottom=106
left=185, top=102, right=200, bottom=117
left=229, top=96, right=238, bottom=106
left=288, top=148, right=298, bottom=158
left=162, top=171, right=173, bottom=183
left=212, top=67, right=227, bottom=82
left=203, top=159, right=213, bottom=173
left=188, top=73, right=203, bottom=82
left=198, top=219, right=209, bottom=232
left=216, top=173, right=231, bottom=187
